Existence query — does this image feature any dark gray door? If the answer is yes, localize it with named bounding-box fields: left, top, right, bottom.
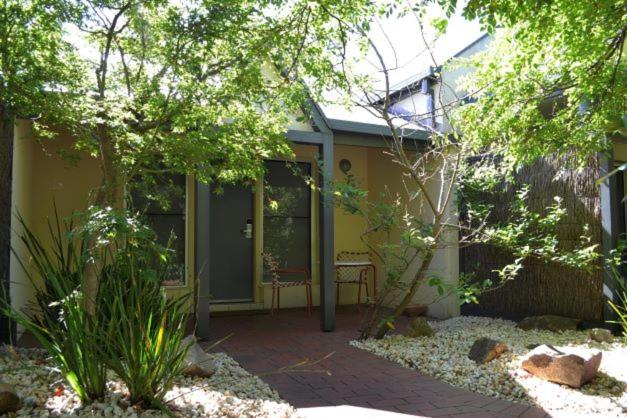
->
left=209, top=185, right=254, bottom=303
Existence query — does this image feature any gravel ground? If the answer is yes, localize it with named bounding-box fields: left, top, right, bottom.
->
left=0, top=347, right=297, bottom=417
left=352, top=316, right=627, bottom=418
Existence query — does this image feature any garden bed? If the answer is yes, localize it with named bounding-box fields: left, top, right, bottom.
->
left=0, top=346, right=296, bottom=417
left=352, top=316, right=627, bottom=417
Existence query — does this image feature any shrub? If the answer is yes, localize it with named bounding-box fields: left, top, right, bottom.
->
left=5, top=212, right=106, bottom=402
left=607, top=240, right=627, bottom=343
left=5, top=208, right=192, bottom=411
left=609, top=274, right=627, bottom=343
left=95, top=211, right=191, bottom=410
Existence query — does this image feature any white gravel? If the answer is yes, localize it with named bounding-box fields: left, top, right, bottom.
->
left=351, top=316, right=627, bottom=418
left=0, top=347, right=297, bottom=417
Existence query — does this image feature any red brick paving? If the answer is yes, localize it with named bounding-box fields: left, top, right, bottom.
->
left=205, top=307, right=550, bottom=417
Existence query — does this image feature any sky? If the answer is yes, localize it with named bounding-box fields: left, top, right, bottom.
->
left=366, top=8, right=484, bottom=87
left=322, top=2, right=484, bottom=123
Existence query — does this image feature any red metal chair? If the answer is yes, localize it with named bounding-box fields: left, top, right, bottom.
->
left=335, top=251, right=376, bottom=306
left=262, top=253, right=312, bottom=316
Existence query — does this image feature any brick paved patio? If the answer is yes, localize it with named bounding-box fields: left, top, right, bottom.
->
left=206, top=307, right=549, bottom=418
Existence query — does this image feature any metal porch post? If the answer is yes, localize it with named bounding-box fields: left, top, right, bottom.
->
left=600, top=151, right=621, bottom=325
left=319, top=133, right=335, bottom=331
left=195, top=181, right=211, bottom=340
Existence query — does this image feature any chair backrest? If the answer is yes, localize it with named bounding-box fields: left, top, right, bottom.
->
left=336, top=251, right=371, bottom=282
left=337, top=251, right=371, bottom=262
left=263, top=252, right=310, bottom=285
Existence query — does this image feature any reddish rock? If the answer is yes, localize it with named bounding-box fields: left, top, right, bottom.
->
left=0, top=381, right=20, bottom=414
left=521, top=345, right=602, bottom=388
left=468, top=337, right=508, bottom=364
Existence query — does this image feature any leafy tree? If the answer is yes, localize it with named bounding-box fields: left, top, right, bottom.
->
left=446, top=0, right=626, bottom=166
left=323, top=1, right=603, bottom=339
left=2, top=0, right=378, bottom=312
left=0, top=0, right=82, bottom=340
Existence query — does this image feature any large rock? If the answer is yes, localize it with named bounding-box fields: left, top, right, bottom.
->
left=517, top=315, right=580, bottom=332
left=588, top=328, right=614, bottom=343
left=0, top=382, right=21, bottom=414
left=468, top=337, right=508, bottom=364
left=181, top=335, right=217, bottom=378
left=403, top=317, right=435, bottom=338
left=521, top=344, right=602, bottom=388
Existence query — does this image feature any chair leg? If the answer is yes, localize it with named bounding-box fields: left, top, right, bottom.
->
left=336, top=283, right=340, bottom=306
left=357, top=281, right=362, bottom=305
left=306, top=284, right=312, bottom=316
left=271, top=286, right=276, bottom=315
left=277, top=287, right=280, bottom=312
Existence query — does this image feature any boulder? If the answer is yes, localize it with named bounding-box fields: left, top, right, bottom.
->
left=521, top=344, right=602, bottom=388
left=181, top=335, right=217, bottom=378
left=402, top=304, right=427, bottom=317
left=0, top=382, right=21, bottom=414
left=517, top=315, right=580, bottom=332
left=588, top=328, right=614, bottom=343
left=468, top=337, right=508, bottom=364
left=403, top=317, right=435, bottom=338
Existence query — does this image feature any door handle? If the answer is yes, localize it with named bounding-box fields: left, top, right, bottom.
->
left=241, top=219, right=253, bottom=239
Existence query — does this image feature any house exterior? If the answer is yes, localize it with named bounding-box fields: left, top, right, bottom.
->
left=5, top=96, right=460, bottom=341
left=4, top=32, right=621, bottom=344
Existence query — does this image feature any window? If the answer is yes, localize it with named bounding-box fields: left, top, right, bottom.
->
left=131, top=174, right=186, bottom=286
left=263, top=160, right=311, bottom=281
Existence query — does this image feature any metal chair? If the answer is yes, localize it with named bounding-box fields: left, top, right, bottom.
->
left=262, top=253, right=312, bottom=316
left=335, top=251, right=375, bottom=306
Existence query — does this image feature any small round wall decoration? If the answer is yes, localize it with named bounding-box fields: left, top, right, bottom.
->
left=339, top=158, right=352, bottom=174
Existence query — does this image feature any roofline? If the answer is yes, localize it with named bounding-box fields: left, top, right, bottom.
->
left=326, top=118, right=429, bottom=141
left=451, top=33, right=490, bottom=59
left=372, top=66, right=438, bottom=106
left=373, top=33, right=491, bottom=102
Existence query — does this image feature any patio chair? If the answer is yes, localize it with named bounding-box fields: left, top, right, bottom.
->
left=262, top=253, right=312, bottom=316
left=335, top=251, right=375, bottom=306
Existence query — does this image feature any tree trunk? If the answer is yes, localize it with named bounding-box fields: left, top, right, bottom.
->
left=82, top=128, right=123, bottom=316
left=0, top=104, right=14, bottom=342
left=373, top=250, right=436, bottom=339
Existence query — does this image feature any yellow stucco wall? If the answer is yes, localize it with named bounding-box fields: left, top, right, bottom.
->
left=9, top=121, right=197, bottom=318
left=10, top=122, right=103, bottom=316
left=10, top=121, right=458, bottom=318
left=614, top=140, right=627, bottom=162
left=333, top=145, right=370, bottom=305
left=365, top=147, right=459, bottom=318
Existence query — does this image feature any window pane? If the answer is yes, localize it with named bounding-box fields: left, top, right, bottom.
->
left=131, top=174, right=186, bottom=286
left=263, top=161, right=311, bottom=282
left=145, top=214, right=186, bottom=284
left=133, top=175, right=186, bottom=215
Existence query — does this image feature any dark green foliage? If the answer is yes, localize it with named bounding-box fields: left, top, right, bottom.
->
left=608, top=278, right=627, bottom=343
left=5, top=208, right=192, bottom=412
left=5, top=210, right=106, bottom=402
left=97, top=229, right=191, bottom=410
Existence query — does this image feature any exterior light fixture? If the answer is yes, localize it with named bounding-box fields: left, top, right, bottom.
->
left=339, top=158, right=352, bottom=174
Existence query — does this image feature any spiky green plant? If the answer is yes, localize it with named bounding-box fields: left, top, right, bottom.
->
left=5, top=210, right=107, bottom=402
left=609, top=275, right=627, bottom=343
left=95, top=219, right=191, bottom=411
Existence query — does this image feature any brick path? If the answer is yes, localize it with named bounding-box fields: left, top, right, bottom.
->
left=206, top=307, right=549, bottom=418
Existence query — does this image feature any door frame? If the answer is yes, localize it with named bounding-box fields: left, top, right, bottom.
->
left=201, top=152, right=320, bottom=313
